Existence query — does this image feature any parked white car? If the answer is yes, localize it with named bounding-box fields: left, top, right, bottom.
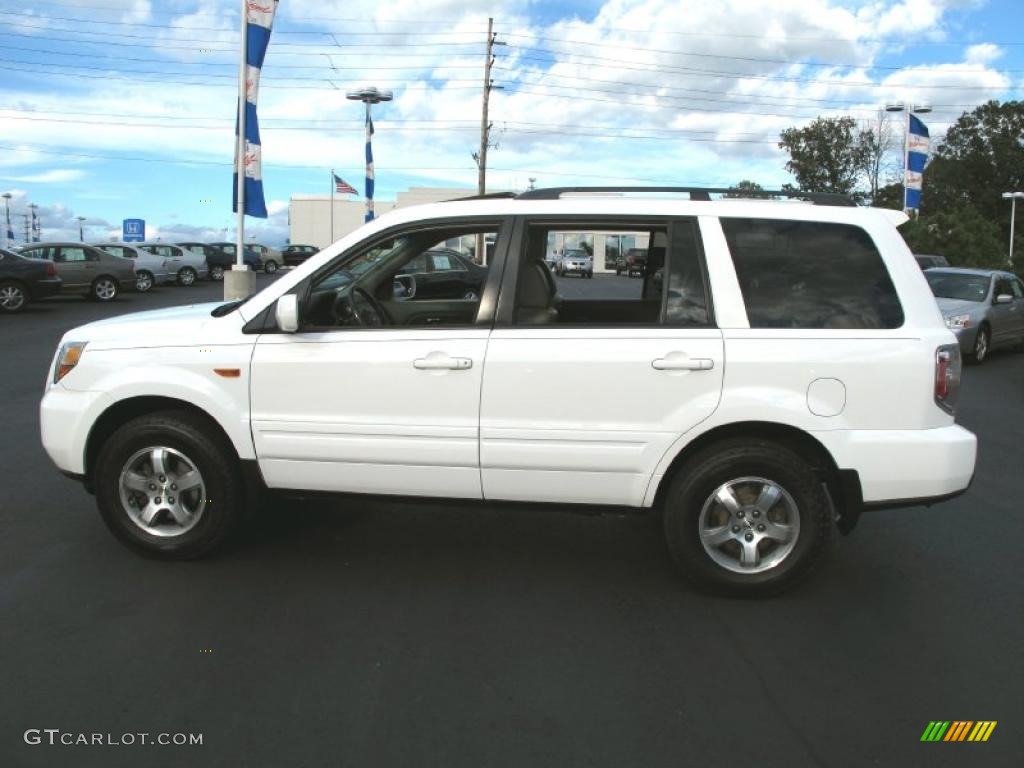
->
left=93, top=242, right=176, bottom=293
left=39, top=187, right=977, bottom=594
left=138, top=243, right=209, bottom=286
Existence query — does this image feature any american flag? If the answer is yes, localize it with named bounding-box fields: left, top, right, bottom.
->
left=333, top=173, right=357, bottom=195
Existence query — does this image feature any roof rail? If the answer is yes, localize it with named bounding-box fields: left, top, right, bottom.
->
left=514, top=186, right=857, bottom=207
left=445, top=191, right=518, bottom=202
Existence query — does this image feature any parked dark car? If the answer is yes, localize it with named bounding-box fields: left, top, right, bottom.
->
left=396, top=248, right=488, bottom=300
left=209, top=242, right=262, bottom=273
left=178, top=242, right=230, bottom=281
left=915, top=253, right=951, bottom=270
left=617, top=247, right=648, bottom=277
left=18, top=242, right=136, bottom=301
left=0, top=247, right=62, bottom=313
left=282, top=244, right=318, bottom=266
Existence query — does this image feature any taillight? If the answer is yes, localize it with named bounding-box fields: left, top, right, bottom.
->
left=934, top=344, right=961, bottom=414
left=44, top=262, right=57, bottom=276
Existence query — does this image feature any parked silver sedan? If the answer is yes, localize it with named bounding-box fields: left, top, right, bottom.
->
left=138, top=243, right=208, bottom=286
left=93, top=242, right=175, bottom=292
left=17, top=242, right=137, bottom=301
left=925, top=267, right=1024, bottom=364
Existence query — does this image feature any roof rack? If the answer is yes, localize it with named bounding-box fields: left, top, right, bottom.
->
left=514, top=186, right=856, bottom=207
left=445, top=191, right=518, bottom=202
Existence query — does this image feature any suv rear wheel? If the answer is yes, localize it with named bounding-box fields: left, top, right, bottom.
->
left=663, top=439, right=832, bottom=595
left=94, top=411, right=242, bottom=559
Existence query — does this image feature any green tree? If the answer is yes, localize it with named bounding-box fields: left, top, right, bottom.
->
left=778, top=117, right=874, bottom=195
left=872, top=182, right=903, bottom=210
left=899, top=204, right=1006, bottom=269
left=725, top=180, right=769, bottom=198
left=922, top=100, right=1024, bottom=233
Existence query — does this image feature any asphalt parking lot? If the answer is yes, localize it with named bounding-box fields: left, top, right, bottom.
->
left=1, top=274, right=1020, bottom=768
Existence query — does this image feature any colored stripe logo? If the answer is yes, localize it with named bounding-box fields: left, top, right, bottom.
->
left=920, top=721, right=997, bottom=742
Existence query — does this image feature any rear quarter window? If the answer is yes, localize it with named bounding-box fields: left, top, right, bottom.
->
left=721, top=218, right=904, bottom=329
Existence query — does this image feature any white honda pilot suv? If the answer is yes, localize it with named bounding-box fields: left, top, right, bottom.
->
left=40, top=188, right=977, bottom=595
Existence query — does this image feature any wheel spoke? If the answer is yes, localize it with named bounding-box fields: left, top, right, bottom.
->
left=140, top=502, right=161, bottom=525
left=739, top=538, right=761, bottom=568
left=754, top=483, right=782, bottom=514
left=167, top=504, right=191, bottom=525
left=715, top=486, right=742, bottom=515
left=762, top=521, right=795, bottom=543
left=122, top=471, right=150, bottom=493
left=702, top=524, right=734, bottom=547
left=150, top=448, right=168, bottom=477
left=176, top=470, right=202, bottom=492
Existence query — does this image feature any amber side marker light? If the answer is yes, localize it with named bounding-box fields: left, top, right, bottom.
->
left=54, top=342, right=87, bottom=384
left=214, top=368, right=241, bottom=378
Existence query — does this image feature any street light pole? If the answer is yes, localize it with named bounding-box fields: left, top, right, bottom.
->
left=885, top=102, right=932, bottom=213
left=1002, top=191, right=1024, bottom=267
left=2, top=192, right=11, bottom=249
left=346, top=86, right=393, bottom=225
left=76, top=216, right=85, bottom=242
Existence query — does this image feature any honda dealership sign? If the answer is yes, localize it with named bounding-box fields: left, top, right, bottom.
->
left=122, top=219, right=145, bottom=242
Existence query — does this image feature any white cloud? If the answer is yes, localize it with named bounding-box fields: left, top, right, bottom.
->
left=0, top=169, right=86, bottom=184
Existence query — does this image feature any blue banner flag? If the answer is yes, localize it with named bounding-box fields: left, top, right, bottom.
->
left=232, top=0, right=278, bottom=219
left=904, top=114, right=930, bottom=212
left=365, top=108, right=375, bottom=223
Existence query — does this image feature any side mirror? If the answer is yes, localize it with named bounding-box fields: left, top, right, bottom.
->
left=994, top=293, right=1013, bottom=305
left=275, top=294, right=299, bottom=332
left=393, top=273, right=417, bottom=300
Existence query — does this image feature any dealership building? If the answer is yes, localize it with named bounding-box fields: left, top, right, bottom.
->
left=288, top=186, right=648, bottom=272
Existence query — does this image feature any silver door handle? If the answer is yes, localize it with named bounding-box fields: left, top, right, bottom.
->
left=652, top=357, right=714, bottom=371
left=413, top=356, right=472, bottom=370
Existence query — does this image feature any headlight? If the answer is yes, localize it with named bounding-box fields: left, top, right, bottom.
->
left=944, top=314, right=971, bottom=330
left=54, top=341, right=87, bottom=384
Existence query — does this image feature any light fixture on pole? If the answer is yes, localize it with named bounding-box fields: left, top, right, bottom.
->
left=885, top=102, right=932, bottom=213
left=76, top=215, right=86, bottom=242
left=1002, top=191, right=1024, bottom=267
left=346, top=86, right=392, bottom=224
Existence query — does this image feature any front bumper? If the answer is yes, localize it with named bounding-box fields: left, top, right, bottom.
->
left=30, top=278, right=63, bottom=300
left=40, top=385, right=110, bottom=476
left=951, top=324, right=980, bottom=354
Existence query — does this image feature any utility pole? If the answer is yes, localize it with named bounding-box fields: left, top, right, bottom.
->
left=21, top=214, right=30, bottom=243
left=474, top=18, right=503, bottom=262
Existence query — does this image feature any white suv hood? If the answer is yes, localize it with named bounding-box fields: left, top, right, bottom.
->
left=64, top=302, right=244, bottom=349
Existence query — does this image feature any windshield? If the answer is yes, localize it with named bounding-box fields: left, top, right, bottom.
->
left=925, top=272, right=990, bottom=302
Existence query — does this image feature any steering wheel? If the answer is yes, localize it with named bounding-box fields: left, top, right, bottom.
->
left=332, top=286, right=388, bottom=327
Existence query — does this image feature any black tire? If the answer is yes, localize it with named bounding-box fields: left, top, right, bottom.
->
left=662, top=439, right=832, bottom=596
left=91, top=276, right=119, bottom=302
left=968, top=325, right=990, bottom=365
left=135, top=270, right=154, bottom=293
left=177, top=267, right=197, bottom=287
left=264, top=260, right=278, bottom=274
left=210, top=265, right=224, bottom=281
left=94, top=410, right=242, bottom=559
left=0, top=279, right=28, bottom=313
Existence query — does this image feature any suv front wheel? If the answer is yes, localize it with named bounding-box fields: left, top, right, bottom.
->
left=663, top=439, right=832, bottom=595
left=94, top=411, right=242, bottom=559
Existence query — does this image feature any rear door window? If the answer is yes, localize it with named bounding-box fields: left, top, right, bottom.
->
left=721, top=218, right=904, bottom=329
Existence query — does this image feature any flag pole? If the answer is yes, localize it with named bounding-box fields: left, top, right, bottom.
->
left=330, top=168, right=335, bottom=244
left=235, top=0, right=247, bottom=271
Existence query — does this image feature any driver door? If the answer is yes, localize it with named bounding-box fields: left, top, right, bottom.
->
left=248, top=218, right=510, bottom=499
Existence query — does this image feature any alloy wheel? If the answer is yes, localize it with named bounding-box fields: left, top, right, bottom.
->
left=0, top=283, right=26, bottom=312
left=95, top=278, right=117, bottom=301
left=975, top=329, right=988, bottom=362
left=136, top=272, right=153, bottom=292
left=118, top=446, right=206, bottom=537
left=697, top=476, right=800, bottom=574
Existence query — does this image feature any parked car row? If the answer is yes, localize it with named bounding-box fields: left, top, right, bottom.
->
left=0, top=240, right=316, bottom=312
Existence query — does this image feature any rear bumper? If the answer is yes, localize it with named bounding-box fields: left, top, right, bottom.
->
left=30, top=278, right=63, bottom=299
left=815, top=424, right=977, bottom=504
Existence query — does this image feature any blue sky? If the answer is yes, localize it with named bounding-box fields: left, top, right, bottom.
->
left=0, top=0, right=1022, bottom=245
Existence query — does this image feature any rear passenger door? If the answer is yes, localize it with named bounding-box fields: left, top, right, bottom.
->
left=56, top=246, right=93, bottom=289
left=479, top=217, right=724, bottom=507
